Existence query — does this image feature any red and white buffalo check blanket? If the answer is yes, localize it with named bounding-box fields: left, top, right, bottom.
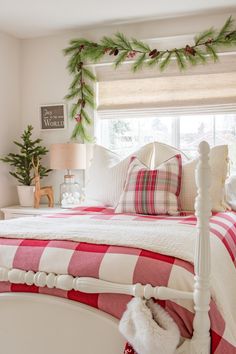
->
left=0, top=206, right=235, bottom=354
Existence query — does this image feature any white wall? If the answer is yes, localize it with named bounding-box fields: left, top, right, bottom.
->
left=21, top=33, right=77, bottom=203
left=20, top=10, right=236, bottom=202
left=0, top=32, right=21, bottom=212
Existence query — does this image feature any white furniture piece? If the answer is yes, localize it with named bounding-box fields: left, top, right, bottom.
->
left=1, top=205, right=63, bottom=220
left=0, top=293, right=125, bottom=354
left=0, top=142, right=212, bottom=354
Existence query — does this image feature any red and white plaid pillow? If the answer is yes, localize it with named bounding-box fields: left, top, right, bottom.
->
left=115, top=154, right=182, bottom=215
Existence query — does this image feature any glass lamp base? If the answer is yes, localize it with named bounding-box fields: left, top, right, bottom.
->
left=60, top=174, right=82, bottom=209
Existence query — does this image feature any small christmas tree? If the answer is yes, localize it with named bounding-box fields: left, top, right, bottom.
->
left=0, top=125, right=51, bottom=186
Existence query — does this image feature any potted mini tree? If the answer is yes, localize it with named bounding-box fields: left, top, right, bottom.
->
left=0, top=125, right=52, bottom=206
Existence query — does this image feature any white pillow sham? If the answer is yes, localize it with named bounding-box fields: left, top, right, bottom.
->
left=154, top=142, right=188, bottom=166
left=225, top=175, right=236, bottom=210
left=153, top=142, right=229, bottom=212
left=86, top=143, right=154, bottom=207
left=180, top=145, right=229, bottom=212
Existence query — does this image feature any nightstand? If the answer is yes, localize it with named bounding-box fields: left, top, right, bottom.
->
left=1, top=205, right=64, bottom=220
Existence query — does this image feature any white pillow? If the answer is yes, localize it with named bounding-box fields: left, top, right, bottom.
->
left=154, top=142, right=188, bottom=167
left=180, top=145, right=229, bottom=212
left=225, top=175, right=236, bottom=210
left=153, top=142, right=229, bottom=212
left=86, top=143, right=154, bottom=206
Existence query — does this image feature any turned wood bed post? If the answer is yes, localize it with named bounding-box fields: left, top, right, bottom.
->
left=192, top=141, right=211, bottom=354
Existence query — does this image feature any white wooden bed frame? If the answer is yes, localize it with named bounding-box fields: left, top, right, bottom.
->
left=0, top=141, right=212, bottom=354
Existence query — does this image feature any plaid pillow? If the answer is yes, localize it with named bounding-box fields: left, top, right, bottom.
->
left=115, top=154, right=182, bottom=215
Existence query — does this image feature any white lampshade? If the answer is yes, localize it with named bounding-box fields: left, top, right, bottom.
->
left=50, top=143, right=86, bottom=170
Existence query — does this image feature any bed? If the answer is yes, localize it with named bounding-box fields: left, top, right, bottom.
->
left=0, top=141, right=235, bottom=354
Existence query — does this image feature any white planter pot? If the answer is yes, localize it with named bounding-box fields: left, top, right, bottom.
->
left=17, top=186, right=35, bottom=207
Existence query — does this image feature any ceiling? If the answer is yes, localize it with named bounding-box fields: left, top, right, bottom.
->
left=0, top=0, right=235, bottom=39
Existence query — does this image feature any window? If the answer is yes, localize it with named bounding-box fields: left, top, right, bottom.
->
left=97, top=111, right=236, bottom=172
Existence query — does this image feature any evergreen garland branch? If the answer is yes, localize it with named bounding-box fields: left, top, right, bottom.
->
left=175, top=50, right=187, bottom=70
left=114, top=51, right=129, bottom=68
left=194, top=28, right=216, bottom=45
left=64, top=16, right=236, bottom=141
left=217, top=16, right=234, bottom=40
left=132, top=53, right=147, bottom=72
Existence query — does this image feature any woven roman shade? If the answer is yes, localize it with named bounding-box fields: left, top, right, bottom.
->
left=96, top=53, right=236, bottom=110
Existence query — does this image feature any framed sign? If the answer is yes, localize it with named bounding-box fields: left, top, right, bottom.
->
left=40, top=104, right=67, bottom=131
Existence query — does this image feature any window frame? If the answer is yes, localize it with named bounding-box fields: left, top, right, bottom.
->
left=95, top=104, right=236, bottom=159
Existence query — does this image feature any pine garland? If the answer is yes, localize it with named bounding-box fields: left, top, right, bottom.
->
left=64, top=16, right=236, bottom=141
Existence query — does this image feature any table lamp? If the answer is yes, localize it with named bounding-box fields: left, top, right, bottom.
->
left=50, top=143, right=86, bottom=208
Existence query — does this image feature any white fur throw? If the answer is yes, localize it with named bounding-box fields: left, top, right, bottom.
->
left=119, top=298, right=180, bottom=354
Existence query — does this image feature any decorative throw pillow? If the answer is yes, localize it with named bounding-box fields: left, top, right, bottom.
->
left=180, top=145, right=229, bottom=212
left=115, top=154, right=182, bottom=215
left=153, top=142, right=229, bottom=212
left=85, top=143, right=154, bottom=207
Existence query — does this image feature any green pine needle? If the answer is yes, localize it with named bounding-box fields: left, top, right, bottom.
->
left=70, top=73, right=81, bottom=90
left=82, top=67, right=96, bottom=81
left=71, top=123, right=84, bottom=140
left=175, top=50, right=186, bottom=70
left=160, top=51, right=173, bottom=71
left=63, top=43, right=81, bottom=56
left=70, top=103, right=79, bottom=119
left=84, top=94, right=95, bottom=109
left=194, top=28, right=215, bottom=45
left=81, top=109, right=92, bottom=125
left=64, top=87, right=81, bottom=101
left=132, top=38, right=150, bottom=52
left=101, top=36, right=118, bottom=48
left=115, top=32, right=133, bottom=50
left=184, top=52, right=198, bottom=66
left=83, top=83, right=94, bottom=98
left=67, top=52, right=82, bottom=74
left=194, top=48, right=207, bottom=63
left=132, top=53, right=146, bottom=72
left=70, top=38, right=92, bottom=46
left=205, top=44, right=218, bottom=62
left=71, top=122, right=93, bottom=142
left=217, top=16, right=234, bottom=39
left=114, top=51, right=128, bottom=68
left=82, top=46, right=105, bottom=62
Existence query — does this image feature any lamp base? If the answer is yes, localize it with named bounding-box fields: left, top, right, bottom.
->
left=60, top=174, right=81, bottom=209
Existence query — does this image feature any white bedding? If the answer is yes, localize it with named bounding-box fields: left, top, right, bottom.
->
left=0, top=213, right=235, bottom=345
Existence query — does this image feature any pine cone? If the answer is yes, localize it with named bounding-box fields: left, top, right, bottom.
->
left=149, top=49, right=160, bottom=58
left=75, top=114, right=81, bottom=123
left=205, top=38, right=213, bottom=44
left=185, top=45, right=196, bottom=56
left=127, top=51, right=136, bottom=58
